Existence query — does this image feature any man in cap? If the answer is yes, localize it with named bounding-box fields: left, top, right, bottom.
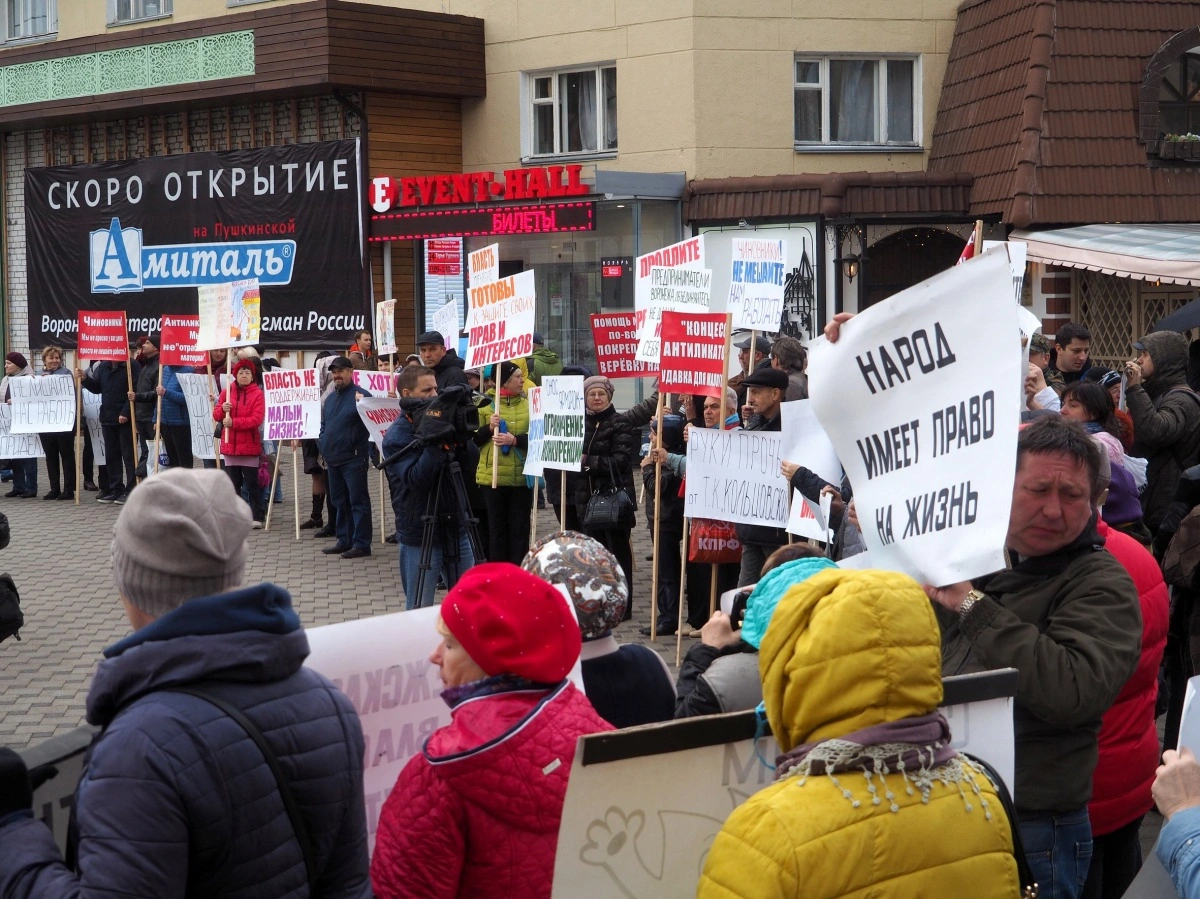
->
left=0, top=468, right=371, bottom=896
left=416, top=330, right=469, bottom=391
left=735, top=366, right=791, bottom=586
left=1026, top=331, right=1063, bottom=411
left=526, top=332, right=562, bottom=386
left=318, top=356, right=373, bottom=559
left=729, top=334, right=772, bottom=410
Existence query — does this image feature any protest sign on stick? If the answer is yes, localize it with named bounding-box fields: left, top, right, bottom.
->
left=431, top=300, right=459, bottom=352
left=684, top=429, right=789, bottom=529
left=807, top=248, right=1021, bottom=585
left=540, top=376, right=584, bottom=473
left=634, top=235, right=705, bottom=335
left=159, top=315, right=206, bottom=367
left=634, top=267, right=713, bottom=363
left=82, top=390, right=104, bottom=465
left=77, top=311, right=128, bottom=361
left=0, top=406, right=44, bottom=459
left=468, top=243, right=499, bottom=286
left=262, top=369, right=321, bottom=441
left=650, top=391, right=667, bottom=639
left=376, top=300, right=397, bottom=356
left=9, top=376, right=75, bottom=434
left=590, top=312, right=654, bottom=379
left=356, top=396, right=402, bottom=453
left=177, top=373, right=218, bottom=460
left=464, top=269, right=536, bottom=369
left=524, top=386, right=545, bottom=545
left=196, top=279, right=261, bottom=350
left=658, top=312, right=728, bottom=397
left=727, top=238, right=786, bottom=333
left=779, top=400, right=844, bottom=543
left=352, top=370, right=395, bottom=397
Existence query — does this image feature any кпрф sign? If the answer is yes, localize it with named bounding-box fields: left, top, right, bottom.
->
left=24, top=139, right=366, bottom=350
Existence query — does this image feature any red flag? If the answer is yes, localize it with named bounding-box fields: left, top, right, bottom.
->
left=955, top=231, right=976, bottom=266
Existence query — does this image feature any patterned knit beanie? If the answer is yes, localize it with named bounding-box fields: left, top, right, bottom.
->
left=522, top=531, right=628, bottom=639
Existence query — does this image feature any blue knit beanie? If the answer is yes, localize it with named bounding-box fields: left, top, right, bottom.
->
left=741, top=556, right=838, bottom=649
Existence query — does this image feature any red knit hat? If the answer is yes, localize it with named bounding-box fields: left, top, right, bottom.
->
left=231, top=359, right=257, bottom=379
left=439, top=562, right=581, bottom=683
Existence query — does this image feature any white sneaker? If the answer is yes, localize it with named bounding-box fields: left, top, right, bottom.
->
left=252, top=520, right=264, bottom=530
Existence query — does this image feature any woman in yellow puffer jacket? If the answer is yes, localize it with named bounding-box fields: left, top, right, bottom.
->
left=474, top=360, right=533, bottom=565
left=698, top=568, right=1022, bottom=899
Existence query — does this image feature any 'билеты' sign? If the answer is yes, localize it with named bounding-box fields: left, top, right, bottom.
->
left=78, top=311, right=128, bottom=360
left=658, top=311, right=727, bottom=397
left=540, top=376, right=584, bottom=473
left=464, top=269, right=536, bottom=369
left=262, top=369, right=320, bottom=441
left=590, top=313, right=654, bottom=379
left=26, top=140, right=365, bottom=350
left=807, top=248, right=1021, bottom=585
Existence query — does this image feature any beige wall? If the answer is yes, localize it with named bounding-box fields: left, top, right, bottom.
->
left=44, top=0, right=958, bottom=181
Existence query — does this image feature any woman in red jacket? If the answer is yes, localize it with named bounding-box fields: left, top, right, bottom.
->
left=370, top=563, right=613, bottom=899
left=212, top=359, right=266, bottom=527
left=1083, top=517, right=1169, bottom=898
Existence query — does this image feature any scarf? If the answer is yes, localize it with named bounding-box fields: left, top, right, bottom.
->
left=1082, top=421, right=1104, bottom=434
left=440, top=672, right=557, bottom=709
left=774, top=711, right=992, bottom=817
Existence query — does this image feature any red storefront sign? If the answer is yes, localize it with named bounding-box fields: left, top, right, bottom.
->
left=426, top=239, right=462, bottom=275
left=369, top=202, right=595, bottom=242
left=370, top=164, right=589, bottom=212
left=77, top=311, right=128, bottom=361
left=590, top=312, right=655, bottom=379
left=658, top=311, right=728, bottom=397
left=159, top=315, right=207, bottom=367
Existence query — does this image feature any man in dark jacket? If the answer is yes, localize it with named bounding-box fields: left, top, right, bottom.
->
left=1126, top=329, right=1200, bottom=535
left=928, top=416, right=1141, bottom=899
left=640, top=413, right=687, bottom=636
left=1049, top=321, right=1092, bottom=394
left=417, top=330, right=469, bottom=391
left=318, top=357, right=373, bottom=559
left=80, top=356, right=141, bottom=504
left=383, top=364, right=477, bottom=610
left=129, top=336, right=160, bottom=478
left=0, top=468, right=371, bottom=897
left=729, top=334, right=771, bottom=411
left=734, top=366, right=789, bottom=586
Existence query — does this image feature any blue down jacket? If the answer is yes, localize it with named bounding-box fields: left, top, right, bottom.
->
left=0, top=583, right=371, bottom=899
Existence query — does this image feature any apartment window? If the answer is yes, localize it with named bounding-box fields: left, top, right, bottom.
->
left=526, top=64, right=617, bottom=158
left=109, top=0, right=171, bottom=25
left=794, top=56, right=918, bottom=148
left=7, top=0, right=55, bottom=40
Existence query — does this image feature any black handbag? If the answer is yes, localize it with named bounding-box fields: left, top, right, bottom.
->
left=965, top=753, right=1039, bottom=899
left=583, top=458, right=635, bottom=530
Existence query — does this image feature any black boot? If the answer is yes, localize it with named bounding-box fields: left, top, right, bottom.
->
left=299, top=494, right=324, bottom=530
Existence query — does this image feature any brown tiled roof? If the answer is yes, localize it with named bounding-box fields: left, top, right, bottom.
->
left=685, top=171, right=973, bottom=223
left=930, top=0, right=1200, bottom=227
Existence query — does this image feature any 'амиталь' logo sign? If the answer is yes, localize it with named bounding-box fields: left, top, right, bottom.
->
left=89, top=216, right=296, bottom=294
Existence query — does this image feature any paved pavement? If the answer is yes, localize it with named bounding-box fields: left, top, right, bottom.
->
left=0, top=453, right=681, bottom=751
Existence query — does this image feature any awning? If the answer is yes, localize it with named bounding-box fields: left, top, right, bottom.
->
left=1010, top=224, right=1200, bottom=286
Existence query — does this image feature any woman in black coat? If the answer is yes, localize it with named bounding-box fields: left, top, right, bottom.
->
left=546, top=375, right=638, bottom=610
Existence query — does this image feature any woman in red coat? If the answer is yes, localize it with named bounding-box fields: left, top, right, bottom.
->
left=370, top=563, right=612, bottom=899
left=1083, top=517, right=1169, bottom=898
left=212, top=359, right=266, bottom=526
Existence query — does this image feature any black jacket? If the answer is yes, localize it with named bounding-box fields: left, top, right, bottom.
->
left=735, top=411, right=788, bottom=548
left=132, top=355, right=160, bottom=422
left=546, top=404, right=638, bottom=523
left=674, top=640, right=760, bottom=719
left=432, top=351, right=469, bottom=392
left=82, top=360, right=142, bottom=426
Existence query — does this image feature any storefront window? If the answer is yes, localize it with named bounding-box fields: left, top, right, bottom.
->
left=460, top=198, right=679, bottom=407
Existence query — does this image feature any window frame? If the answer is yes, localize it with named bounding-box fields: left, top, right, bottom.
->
left=793, top=54, right=923, bottom=153
left=521, top=62, right=618, bottom=163
left=3, top=0, right=56, bottom=44
left=107, top=0, right=172, bottom=28
left=227, top=0, right=273, bottom=6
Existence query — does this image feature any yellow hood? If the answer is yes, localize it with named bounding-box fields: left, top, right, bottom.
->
left=759, top=568, right=944, bottom=752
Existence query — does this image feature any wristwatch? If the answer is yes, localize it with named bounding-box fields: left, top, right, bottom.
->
left=958, top=589, right=986, bottom=618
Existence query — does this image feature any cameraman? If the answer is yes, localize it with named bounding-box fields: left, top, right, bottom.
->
left=382, top=365, right=478, bottom=610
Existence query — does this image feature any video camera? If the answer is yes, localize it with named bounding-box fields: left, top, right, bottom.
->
left=401, top=383, right=480, bottom=448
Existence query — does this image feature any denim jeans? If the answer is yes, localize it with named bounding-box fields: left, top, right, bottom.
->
left=399, top=532, right=475, bottom=610
left=11, top=458, right=36, bottom=494
left=327, top=457, right=372, bottom=551
left=1020, top=806, right=1093, bottom=899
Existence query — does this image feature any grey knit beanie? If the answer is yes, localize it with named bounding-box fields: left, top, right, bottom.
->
left=111, top=468, right=252, bottom=617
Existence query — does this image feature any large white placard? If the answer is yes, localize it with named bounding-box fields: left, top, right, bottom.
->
left=633, top=267, right=712, bottom=363
left=983, top=239, right=1029, bottom=303
left=177, top=373, right=218, bottom=461
left=807, top=248, right=1021, bottom=585
left=375, top=300, right=397, bottom=356
left=82, top=389, right=104, bottom=464
left=727, top=238, right=786, bottom=332
left=541, top=375, right=584, bottom=473
left=468, top=243, right=499, bottom=286
left=8, top=375, right=75, bottom=434
left=523, top=385, right=545, bottom=477
left=464, top=269, right=536, bottom=369
left=0, top=405, right=44, bottom=458
left=431, top=299, right=460, bottom=352
left=356, top=396, right=402, bottom=452
left=352, top=370, right=396, bottom=397
left=551, top=670, right=1016, bottom=899
left=1017, top=305, right=1042, bottom=411
left=779, top=399, right=843, bottom=541
left=634, top=236, right=705, bottom=366
left=683, top=428, right=789, bottom=528
left=262, top=369, right=321, bottom=441
left=196, top=279, right=261, bottom=351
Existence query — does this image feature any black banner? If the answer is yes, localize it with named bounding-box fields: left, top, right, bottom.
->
left=25, top=139, right=366, bottom=350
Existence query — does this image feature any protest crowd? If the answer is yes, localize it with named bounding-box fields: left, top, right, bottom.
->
left=10, top=241, right=1200, bottom=899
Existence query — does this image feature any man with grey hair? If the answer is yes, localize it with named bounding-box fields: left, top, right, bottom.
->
left=0, top=468, right=370, bottom=897
left=770, top=335, right=808, bottom=400
left=927, top=415, right=1141, bottom=899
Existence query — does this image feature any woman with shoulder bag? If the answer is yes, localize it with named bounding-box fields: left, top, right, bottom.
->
left=474, top=361, right=533, bottom=565
left=547, top=376, right=637, bottom=613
